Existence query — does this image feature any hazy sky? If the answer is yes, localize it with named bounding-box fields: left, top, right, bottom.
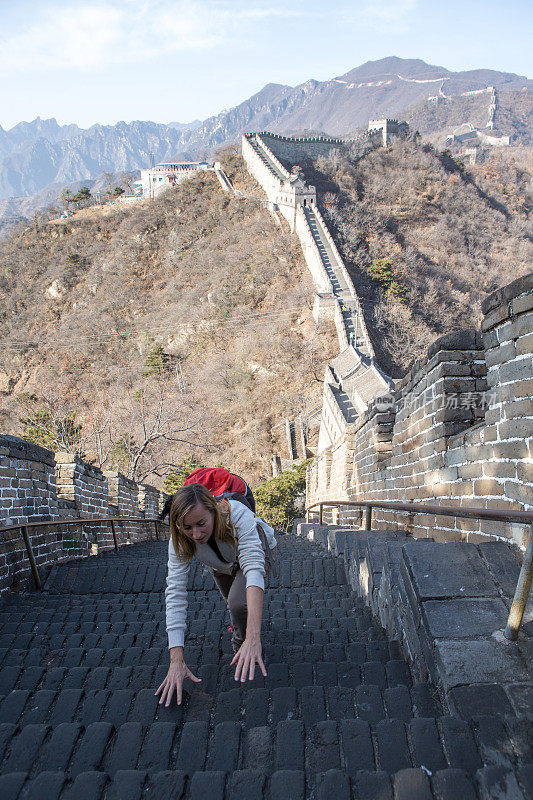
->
left=1, top=0, right=531, bottom=130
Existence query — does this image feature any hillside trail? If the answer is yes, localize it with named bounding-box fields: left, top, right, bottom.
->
left=0, top=527, right=530, bottom=799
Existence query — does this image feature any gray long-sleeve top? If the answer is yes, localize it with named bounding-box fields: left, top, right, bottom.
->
left=165, top=499, right=276, bottom=649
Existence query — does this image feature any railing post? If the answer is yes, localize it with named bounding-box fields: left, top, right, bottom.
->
left=319, top=504, right=323, bottom=525
left=365, top=506, right=372, bottom=531
left=504, top=525, right=533, bottom=641
left=154, top=520, right=160, bottom=540
left=21, top=525, right=41, bottom=591
left=306, top=507, right=310, bottom=523
left=110, top=519, right=119, bottom=551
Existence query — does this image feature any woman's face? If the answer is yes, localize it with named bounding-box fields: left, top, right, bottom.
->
left=182, top=501, right=215, bottom=544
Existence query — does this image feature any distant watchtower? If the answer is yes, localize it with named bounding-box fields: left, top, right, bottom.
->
left=368, top=119, right=409, bottom=146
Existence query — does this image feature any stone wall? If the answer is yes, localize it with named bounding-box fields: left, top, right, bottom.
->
left=243, top=132, right=394, bottom=456
left=55, top=453, right=109, bottom=517
left=0, top=436, right=63, bottom=524
left=307, top=274, right=533, bottom=546
left=0, top=435, right=169, bottom=594
left=294, top=205, right=332, bottom=292
left=259, top=132, right=348, bottom=163
left=241, top=134, right=283, bottom=204
left=298, top=521, right=531, bottom=716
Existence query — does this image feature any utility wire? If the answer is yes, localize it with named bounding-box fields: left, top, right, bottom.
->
left=1, top=307, right=310, bottom=350
left=2, top=299, right=378, bottom=353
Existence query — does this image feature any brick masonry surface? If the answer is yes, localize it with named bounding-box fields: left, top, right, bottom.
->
left=0, top=435, right=169, bottom=595
left=299, top=522, right=532, bottom=712
left=0, top=527, right=530, bottom=799
left=307, top=274, right=533, bottom=546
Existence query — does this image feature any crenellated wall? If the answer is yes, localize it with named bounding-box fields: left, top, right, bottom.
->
left=0, top=437, right=63, bottom=524
left=0, top=435, right=169, bottom=594
left=242, top=129, right=397, bottom=457
left=307, top=274, right=533, bottom=546
left=259, top=131, right=354, bottom=162
left=55, top=453, right=109, bottom=517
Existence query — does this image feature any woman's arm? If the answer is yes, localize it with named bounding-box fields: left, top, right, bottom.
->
left=230, top=585, right=267, bottom=682
left=155, top=540, right=202, bottom=705
left=228, top=501, right=269, bottom=681
left=165, top=538, right=190, bottom=649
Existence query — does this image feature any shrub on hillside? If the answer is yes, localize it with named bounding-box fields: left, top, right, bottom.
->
left=254, top=460, right=310, bottom=529
left=163, top=457, right=205, bottom=494
left=142, top=344, right=175, bottom=377
left=367, top=258, right=408, bottom=303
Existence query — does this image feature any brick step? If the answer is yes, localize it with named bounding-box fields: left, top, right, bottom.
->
left=0, top=640, right=407, bottom=691
left=1, top=765, right=532, bottom=800
left=0, top=631, right=399, bottom=681
left=0, top=716, right=530, bottom=781
left=0, top=625, right=390, bottom=666
left=41, top=544, right=347, bottom=593
left=0, top=766, right=509, bottom=800
left=0, top=679, right=440, bottom=728
left=0, top=585, right=356, bottom=624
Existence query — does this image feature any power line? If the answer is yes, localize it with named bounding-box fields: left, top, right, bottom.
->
left=2, top=297, right=380, bottom=355
left=0, top=306, right=314, bottom=352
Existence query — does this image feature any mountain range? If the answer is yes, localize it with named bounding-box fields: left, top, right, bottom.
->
left=1, top=57, right=531, bottom=228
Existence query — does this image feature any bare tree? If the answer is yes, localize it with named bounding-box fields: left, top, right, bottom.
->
left=17, top=374, right=210, bottom=486
left=103, top=373, right=210, bottom=483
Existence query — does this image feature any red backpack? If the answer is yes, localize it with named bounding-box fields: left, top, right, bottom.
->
left=184, top=467, right=256, bottom=513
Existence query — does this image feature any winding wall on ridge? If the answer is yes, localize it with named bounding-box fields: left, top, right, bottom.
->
left=241, top=132, right=532, bottom=545
left=242, top=131, right=392, bottom=454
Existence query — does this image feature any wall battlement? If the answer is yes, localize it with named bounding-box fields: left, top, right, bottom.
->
left=242, top=129, right=395, bottom=455
left=307, top=273, right=533, bottom=545
left=0, top=435, right=169, bottom=593
left=244, top=131, right=349, bottom=145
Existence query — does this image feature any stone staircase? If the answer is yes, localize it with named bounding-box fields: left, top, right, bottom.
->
left=303, top=206, right=350, bottom=297
left=245, top=136, right=287, bottom=184
left=0, top=530, right=531, bottom=799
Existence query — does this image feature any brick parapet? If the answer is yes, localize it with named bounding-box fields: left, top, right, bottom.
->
left=138, top=483, right=160, bottom=516
left=307, top=274, right=532, bottom=547
left=0, top=435, right=165, bottom=594
left=0, top=435, right=62, bottom=525
left=55, top=452, right=109, bottom=518
left=102, top=470, right=143, bottom=518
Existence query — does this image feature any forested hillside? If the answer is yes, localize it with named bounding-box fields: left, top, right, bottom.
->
left=0, top=154, right=337, bottom=486
left=1, top=140, right=531, bottom=484
left=300, top=138, right=532, bottom=375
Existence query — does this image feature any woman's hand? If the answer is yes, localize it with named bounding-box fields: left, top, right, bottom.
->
left=230, top=635, right=267, bottom=682
left=155, top=659, right=202, bottom=706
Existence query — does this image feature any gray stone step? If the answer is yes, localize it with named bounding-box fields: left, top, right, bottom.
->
left=0, top=529, right=529, bottom=797
left=1, top=765, right=532, bottom=800
left=0, top=715, right=530, bottom=779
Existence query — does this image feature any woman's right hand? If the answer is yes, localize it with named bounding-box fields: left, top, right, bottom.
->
left=155, top=659, right=202, bottom=706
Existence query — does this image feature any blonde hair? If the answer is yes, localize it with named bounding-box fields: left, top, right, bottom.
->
left=169, top=483, right=235, bottom=561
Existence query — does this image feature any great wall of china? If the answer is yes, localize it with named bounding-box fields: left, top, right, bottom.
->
left=1, top=123, right=531, bottom=575
left=0, top=125, right=531, bottom=799
left=240, top=128, right=532, bottom=547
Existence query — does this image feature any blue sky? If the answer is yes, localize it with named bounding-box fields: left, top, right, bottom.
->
left=0, top=0, right=531, bottom=129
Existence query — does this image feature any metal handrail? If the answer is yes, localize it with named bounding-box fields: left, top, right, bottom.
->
left=0, top=516, right=169, bottom=592
left=306, top=499, right=533, bottom=527
left=305, top=499, right=533, bottom=641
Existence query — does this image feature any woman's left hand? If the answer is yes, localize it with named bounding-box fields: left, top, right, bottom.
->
left=230, top=636, right=267, bottom=682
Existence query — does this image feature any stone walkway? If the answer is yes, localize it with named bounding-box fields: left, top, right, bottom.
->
left=0, top=530, right=531, bottom=798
